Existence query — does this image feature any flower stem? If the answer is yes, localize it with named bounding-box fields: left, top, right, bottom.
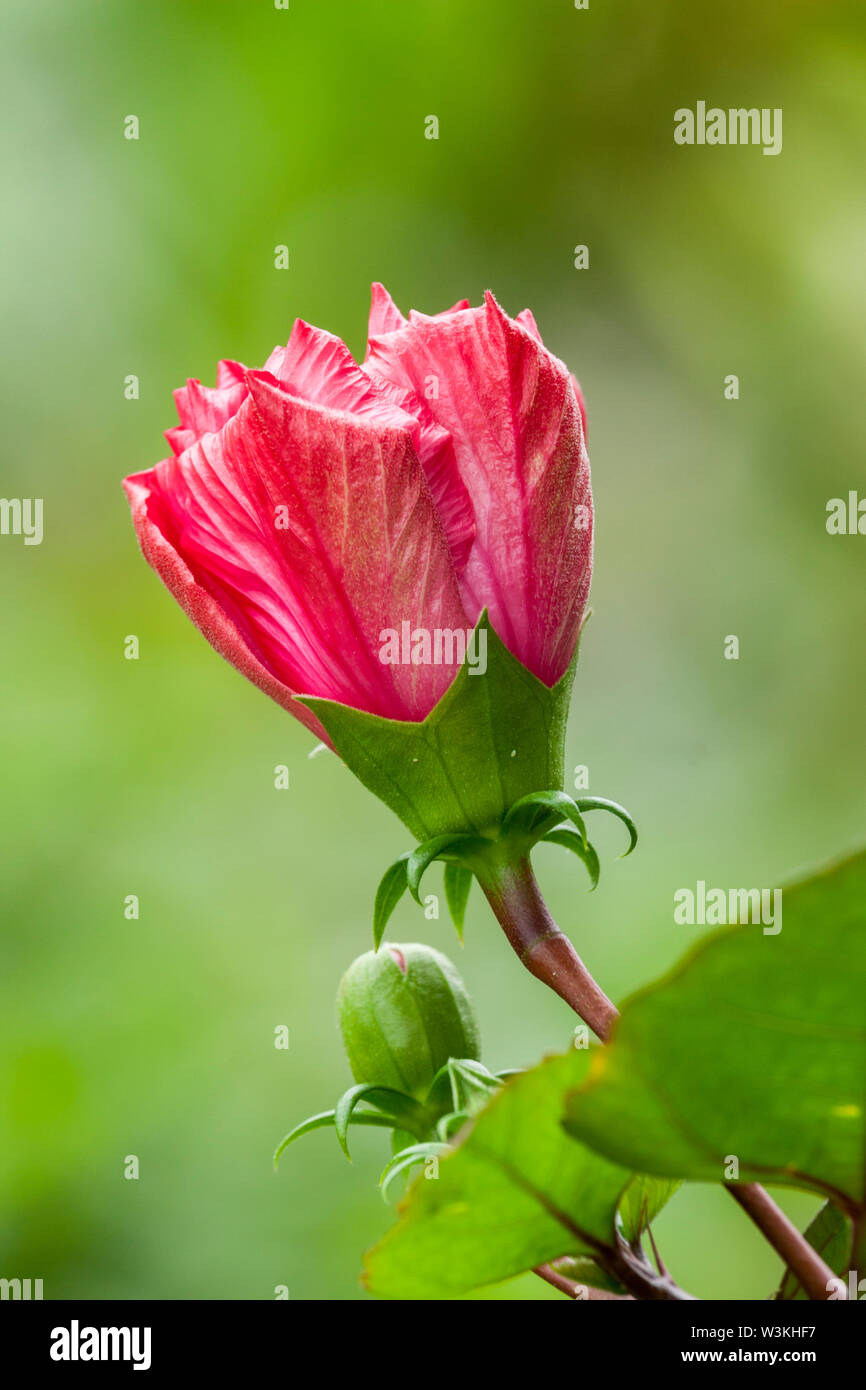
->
left=477, top=857, right=618, bottom=1040
left=482, top=853, right=838, bottom=1301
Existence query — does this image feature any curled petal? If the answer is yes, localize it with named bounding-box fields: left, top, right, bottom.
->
left=125, top=374, right=470, bottom=725
left=516, top=309, right=587, bottom=439
left=367, top=282, right=470, bottom=340
left=276, top=319, right=474, bottom=571
left=366, top=291, right=592, bottom=685
left=123, top=465, right=329, bottom=741
left=368, top=281, right=408, bottom=337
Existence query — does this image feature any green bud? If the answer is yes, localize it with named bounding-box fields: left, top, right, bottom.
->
left=337, top=943, right=481, bottom=1099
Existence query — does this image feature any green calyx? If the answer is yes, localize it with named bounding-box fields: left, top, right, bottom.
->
left=299, top=612, right=577, bottom=843
left=373, top=791, right=638, bottom=946
left=274, top=1056, right=516, bottom=1201
left=297, top=610, right=636, bottom=943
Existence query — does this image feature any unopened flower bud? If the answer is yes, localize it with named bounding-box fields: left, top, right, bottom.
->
left=337, top=943, right=481, bottom=1098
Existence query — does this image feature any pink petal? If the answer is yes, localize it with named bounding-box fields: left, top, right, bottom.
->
left=123, top=468, right=330, bottom=744
left=569, top=374, right=588, bottom=442
left=166, top=369, right=249, bottom=458
left=368, top=282, right=407, bottom=337
left=279, top=318, right=476, bottom=572
left=516, top=308, right=542, bottom=342
left=367, top=283, right=471, bottom=341
left=366, top=291, right=592, bottom=685
left=278, top=318, right=408, bottom=422
left=172, top=375, right=248, bottom=442
left=362, top=368, right=476, bottom=573
left=216, top=358, right=248, bottom=390
left=126, top=374, right=471, bottom=725
left=517, top=308, right=588, bottom=440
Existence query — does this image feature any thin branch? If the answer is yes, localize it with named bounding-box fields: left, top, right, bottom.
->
left=729, top=1183, right=839, bottom=1301
left=853, top=1210, right=866, bottom=1287
left=647, top=1222, right=669, bottom=1279
left=533, top=1263, right=633, bottom=1300
left=605, top=1236, right=697, bottom=1300
left=482, top=853, right=840, bottom=1301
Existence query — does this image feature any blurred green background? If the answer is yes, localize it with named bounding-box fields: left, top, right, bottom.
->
left=2, top=0, right=865, bottom=1300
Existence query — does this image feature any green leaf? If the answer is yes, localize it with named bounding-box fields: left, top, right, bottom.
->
left=363, top=1050, right=642, bottom=1299
left=564, top=849, right=866, bottom=1212
left=443, top=862, right=473, bottom=939
left=301, top=614, right=578, bottom=841
left=550, top=1255, right=628, bottom=1295
left=575, top=797, right=638, bottom=856
left=334, top=1083, right=430, bottom=1159
left=617, top=1176, right=681, bottom=1245
left=273, top=1109, right=397, bottom=1169
left=775, top=1203, right=852, bottom=1300
left=541, top=827, right=600, bottom=890
left=373, top=855, right=409, bottom=948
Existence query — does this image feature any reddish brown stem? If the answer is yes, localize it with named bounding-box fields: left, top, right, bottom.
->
left=482, top=853, right=839, bottom=1301
left=729, top=1183, right=840, bottom=1301
left=478, top=858, right=618, bottom=1041
left=533, top=1263, right=632, bottom=1300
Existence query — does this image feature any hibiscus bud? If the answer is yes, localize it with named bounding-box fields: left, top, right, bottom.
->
left=123, top=286, right=592, bottom=841
left=337, top=943, right=481, bottom=1098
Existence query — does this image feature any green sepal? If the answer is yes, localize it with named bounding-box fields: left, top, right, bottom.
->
left=447, top=1058, right=503, bottom=1112
left=541, top=827, right=600, bottom=890
left=575, top=797, right=638, bottom=856
left=379, top=1142, right=451, bottom=1204
left=406, top=834, right=489, bottom=905
left=501, top=789, right=587, bottom=848
left=443, top=862, right=473, bottom=939
left=437, top=1110, right=471, bottom=1142
left=380, top=786, right=637, bottom=935
left=300, top=613, right=578, bottom=843
left=273, top=1109, right=398, bottom=1169
left=390, top=1128, right=417, bottom=1155
left=425, top=1057, right=502, bottom=1118
left=373, top=854, right=410, bottom=948
left=335, top=1083, right=430, bottom=1159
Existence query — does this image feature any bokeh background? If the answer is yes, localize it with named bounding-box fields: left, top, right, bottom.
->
left=2, top=0, right=865, bottom=1300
